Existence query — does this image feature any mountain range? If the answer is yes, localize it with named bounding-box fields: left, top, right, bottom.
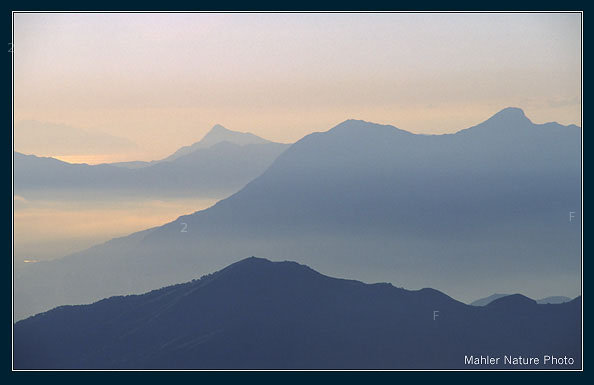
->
left=14, top=125, right=289, bottom=199
left=13, top=257, right=581, bottom=370
left=14, top=108, right=582, bottom=321
left=470, top=294, right=573, bottom=306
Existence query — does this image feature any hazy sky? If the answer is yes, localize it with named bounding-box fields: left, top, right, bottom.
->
left=14, top=12, right=581, bottom=163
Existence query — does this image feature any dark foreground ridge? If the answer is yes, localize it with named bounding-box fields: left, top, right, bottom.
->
left=14, top=257, right=581, bottom=370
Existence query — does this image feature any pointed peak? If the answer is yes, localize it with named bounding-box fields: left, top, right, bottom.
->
left=199, top=124, right=237, bottom=142
left=340, top=118, right=368, bottom=125
left=231, top=256, right=271, bottom=266
left=334, top=119, right=377, bottom=128
left=193, top=124, right=271, bottom=148
left=209, top=124, right=231, bottom=133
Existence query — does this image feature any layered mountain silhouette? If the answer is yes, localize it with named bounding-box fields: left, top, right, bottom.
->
left=14, top=125, right=289, bottom=199
left=13, top=257, right=581, bottom=370
left=159, top=124, right=271, bottom=162
left=15, top=108, right=581, bottom=320
left=470, top=294, right=511, bottom=306
left=471, top=294, right=573, bottom=306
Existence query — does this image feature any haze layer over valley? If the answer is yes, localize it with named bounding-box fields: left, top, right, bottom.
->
left=14, top=108, right=581, bottom=321
left=14, top=125, right=289, bottom=266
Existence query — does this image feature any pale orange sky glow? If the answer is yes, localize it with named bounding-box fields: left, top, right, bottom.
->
left=14, top=12, right=581, bottom=164
left=14, top=196, right=219, bottom=263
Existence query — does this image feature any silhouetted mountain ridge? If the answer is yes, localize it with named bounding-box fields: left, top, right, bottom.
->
left=14, top=257, right=581, bottom=369
left=487, top=293, right=538, bottom=309
left=471, top=293, right=574, bottom=306
left=482, top=106, right=529, bottom=125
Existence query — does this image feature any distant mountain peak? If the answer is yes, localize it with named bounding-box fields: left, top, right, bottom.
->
left=487, top=294, right=537, bottom=309
left=159, top=125, right=273, bottom=162
left=486, top=107, right=530, bottom=124
left=199, top=125, right=269, bottom=145
left=225, top=255, right=271, bottom=269
left=472, top=293, right=573, bottom=307
left=333, top=119, right=389, bottom=129
left=328, top=119, right=412, bottom=137
left=208, top=124, right=231, bottom=134
left=342, top=118, right=369, bottom=124
left=454, top=107, right=534, bottom=136
left=217, top=256, right=318, bottom=279
left=497, top=106, right=526, bottom=115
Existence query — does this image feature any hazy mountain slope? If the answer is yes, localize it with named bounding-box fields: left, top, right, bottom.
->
left=14, top=136, right=289, bottom=199
left=15, top=108, right=581, bottom=320
left=14, top=257, right=581, bottom=370
left=14, top=152, right=128, bottom=193
left=128, top=141, right=289, bottom=197
left=107, top=160, right=154, bottom=169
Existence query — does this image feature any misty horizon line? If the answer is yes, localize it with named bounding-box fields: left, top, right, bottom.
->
left=14, top=106, right=581, bottom=165
left=15, top=255, right=584, bottom=317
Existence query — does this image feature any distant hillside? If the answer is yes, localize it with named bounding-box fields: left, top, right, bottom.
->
left=14, top=124, right=289, bottom=199
left=14, top=257, right=581, bottom=370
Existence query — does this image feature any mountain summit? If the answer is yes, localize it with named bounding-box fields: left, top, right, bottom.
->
left=162, top=124, right=272, bottom=161
left=462, top=107, right=532, bottom=134
left=198, top=124, right=270, bottom=148
left=488, top=107, right=529, bottom=122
